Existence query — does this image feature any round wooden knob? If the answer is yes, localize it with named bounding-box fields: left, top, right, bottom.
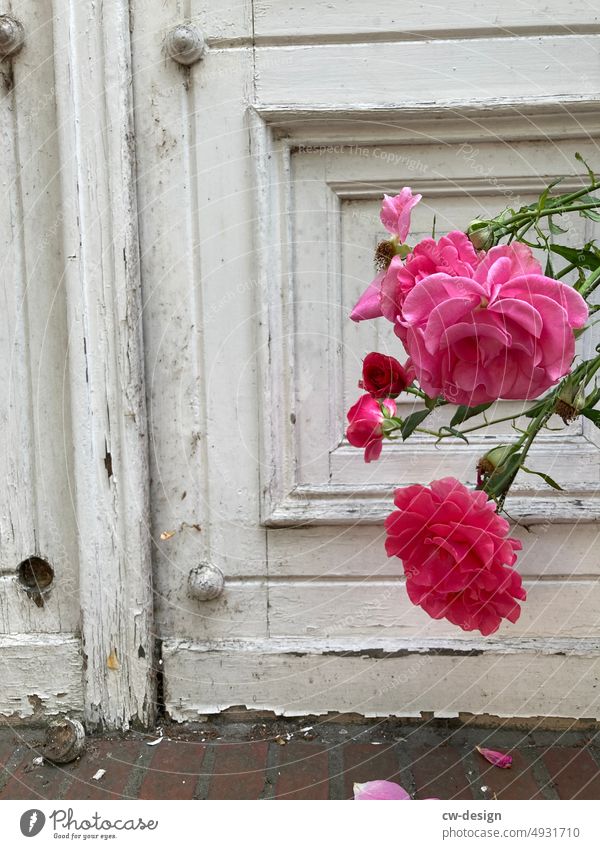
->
left=41, top=717, right=86, bottom=764
left=0, top=15, right=24, bottom=58
left=165, top=25, right=206, bottom=66
left=188, top=563, right=225, bottom=601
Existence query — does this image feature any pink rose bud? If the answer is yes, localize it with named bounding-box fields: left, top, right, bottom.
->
left=359, top=352, right=411, bottom=398
left=380, top=188, right=422, bottom=241
left=346, top=394, right=396, bottom=463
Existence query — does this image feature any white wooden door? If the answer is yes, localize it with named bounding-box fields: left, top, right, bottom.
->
left=133, top=2, right=600, bottom=722
left=1, top=0, right=154, bottom=729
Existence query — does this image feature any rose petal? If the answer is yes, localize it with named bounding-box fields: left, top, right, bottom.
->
left=353, top=780, right=411, bottom=800
left=476, top=746, right=513, bottom=768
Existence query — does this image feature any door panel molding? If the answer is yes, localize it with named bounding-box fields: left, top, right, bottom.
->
left=253, top=105, right=600, bottom=526
left=51, top=0, right=155, bottom=729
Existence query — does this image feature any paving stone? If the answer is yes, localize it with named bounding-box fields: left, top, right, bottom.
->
left=476, top=749, right=543, bottom=800
left=410, top=743, right=473, bottom=800
left=63, top=740, right=146, bottom=800
left=207, top=742, right=268, bottom=800
left=139, top=741, right=206, bottom=799
left=341, top=743, right=402, bottom=799
left=542, top=747, right=600, bottom=800
left=274, top=742, right=329, bottom=800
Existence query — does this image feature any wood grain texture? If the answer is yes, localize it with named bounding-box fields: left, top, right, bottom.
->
left=162, top=639, right=600, bottom=720
left=266, top=523, right=600, bottom=578
left=253, top=1, right=600, bottom=42
left=0, top=634, right=84, bottom=719
left=51, top=0, right=155, bottom=729
left=132, top=4, right=269, bottom=663
left=267, top=579, right=600, bottom=640
left=0, top=0, right=80, bottom=634
left=255, top=37, right=600, bottom=111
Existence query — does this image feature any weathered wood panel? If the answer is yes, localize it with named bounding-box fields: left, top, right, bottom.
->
left=51, top=0, right=155, bottom=729
left=255, top=37, right=600, bottom=111
left=254, top=2, right=600, bottom=41
left=267, top=580, right=600, bottom=640
left=0, top=634, right=83, bottom=720
left=163, top=639, right=600, bottom=720
left=266, top=524, right=600, bottom=578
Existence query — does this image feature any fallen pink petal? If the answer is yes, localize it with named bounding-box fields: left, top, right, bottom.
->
left=353, top=780, right=411, bottom=800
left=476, top=745, right=513, bottom=769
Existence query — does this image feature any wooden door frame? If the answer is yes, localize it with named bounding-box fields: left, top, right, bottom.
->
left=52, top=0, right=155, bottom=730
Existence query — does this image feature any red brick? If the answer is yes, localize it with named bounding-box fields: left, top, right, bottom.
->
left=0, top=745, right=74, bottom=800
left=542, top=747, right=600, bottom=799
left=207, top=742, right=268, bottom=800
left=274, top=743, right=329, bottom=800
left=139, top=741, right=206, bottom=799
left=0, top=748, right=43, bottom=800
left=342, top=743, right=402, bottom=799
left=477, top=749, right=543, bottom=800
left=64, top=740, right=145, bottom=800
left=410, top=744, right=473, bottom=800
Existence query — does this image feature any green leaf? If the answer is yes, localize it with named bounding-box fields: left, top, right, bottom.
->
left=581, top=209, right=600, bottom=222
left=549, top=243, right=600, bottom=271
left=436, top=425, right=469, bottom=444
left=400, top=408, right=431, bottom=440
left=450, top=402, right=493, bottom=428
left=538, top=177, right=565, bottom=211
left=575, top=151, right=596, bottom=184
left=521, top=465, right=563, bottom=491
left=548, top=218, right=568, bottom=235
left=582, top=408, right=600, bottom=428
left=523, top=400, right=548, bottom=419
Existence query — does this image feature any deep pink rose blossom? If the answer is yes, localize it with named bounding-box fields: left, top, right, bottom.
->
left=381, top=231, right=480, bottom=331
left=346, top=394, right=395, bottom=462
left=401, top=250, right=588, bottom=405
left=380, top=188, right=422, bottom=241
left=359, top=352, right=411, bottom=398
left=351, top=231, right=479, bottom=326
left=384, top=478, right=525, bottom=636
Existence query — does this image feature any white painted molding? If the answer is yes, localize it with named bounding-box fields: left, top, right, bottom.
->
left=162, top=637, right=600, bottom=720
left=52, top=0, right=154, bottom=729
left=252, top=105, right=600, bottom=527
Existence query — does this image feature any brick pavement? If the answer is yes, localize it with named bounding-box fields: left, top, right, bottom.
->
left=1, top=718, right=599, bottom=800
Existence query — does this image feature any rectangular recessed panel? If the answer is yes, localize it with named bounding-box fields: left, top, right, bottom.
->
left=286, top=137, right=598, bottom=505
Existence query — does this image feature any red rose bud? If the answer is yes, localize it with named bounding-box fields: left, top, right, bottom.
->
left=359, top=352, right=410, bottom=399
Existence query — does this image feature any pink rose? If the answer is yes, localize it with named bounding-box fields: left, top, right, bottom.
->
left=385, top=478, right=525, bottom=636
left=359, top=352, right=411, bottom=398
left=401, top=249, right=588, bottom=405
left=381, top=231, right=479, bottom=329
left=351, top=231, right=479, bottom=327
left=380, top=188, right=422, bottom=241
left=350, top=269, right=386, bottom=322
left=346, top=394, right=396, bottom=462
